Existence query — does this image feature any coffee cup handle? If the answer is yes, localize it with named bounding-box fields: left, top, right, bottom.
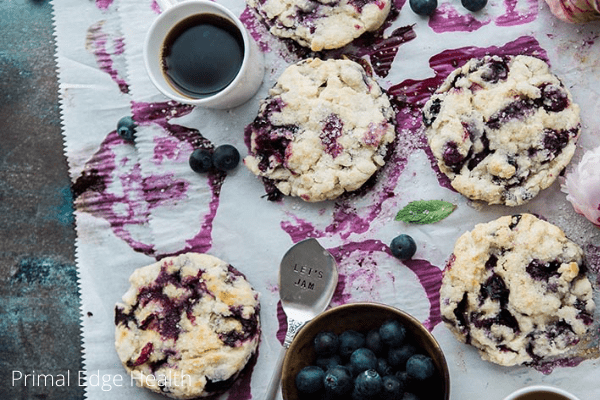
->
left=155, top=0, right=178, bottom=12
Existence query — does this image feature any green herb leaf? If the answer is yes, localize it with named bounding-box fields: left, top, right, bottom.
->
left=395, top=200, right=457, bottom=224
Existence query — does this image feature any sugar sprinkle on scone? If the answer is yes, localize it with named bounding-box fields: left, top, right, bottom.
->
left=440, top=213, right=595, bottom=367
left=246, top=0, right=391, bottom=51
left=244, top=58, right=396, bottom=202
left=114, top=253, right=261, bottom=399
left=423, top=55, right=580, bottom=206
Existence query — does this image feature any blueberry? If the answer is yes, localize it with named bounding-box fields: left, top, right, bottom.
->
left=390, top=235, right=417, bottom=260
left=349, top=348, right=378, bottom=376
left=381, top=375, right=405, bottom=400
left=353, top=369, right=383, bottom=398
left=314, top=331, right=339, bottom=357
left=316, top=354, right=341, bottom=371
left=461, top=0, right=487, bottom=12
left=409, top=0, right=437, bottom=15
left=376, top=357, right=393, bottom=377
left=117, top=116, right=136, bottom=142
left=339, top=330, right=366, bottom=360
left=394, top=370, right=414, bottom=389
left=212, top=144, right=240, bottom=171
left=295, top=365, right=325, bottom=394
left=189, top=149, right=213, bottom=173
left=406, top=354, right=435, bottom=381
left=365, top=329, right=384, bottom=355
left=387, top=344, right=417, bottom=369
left=379, top=319, right=406, bottom=348
left=323, top=365, right=353, bottom=396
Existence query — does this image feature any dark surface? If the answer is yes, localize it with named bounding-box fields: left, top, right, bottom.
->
left=1, top=0, right=83, bottom=399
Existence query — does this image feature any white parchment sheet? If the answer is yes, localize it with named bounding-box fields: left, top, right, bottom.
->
left=52, top=0, right=600, bottom=398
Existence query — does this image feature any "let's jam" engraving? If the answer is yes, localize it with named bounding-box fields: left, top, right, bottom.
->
left=293, top=264, right=324, bottom=290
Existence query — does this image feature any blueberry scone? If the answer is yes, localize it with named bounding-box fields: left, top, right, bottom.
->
left=422, top=55, right=580, bottom=206
left=244, top=58, right=396, bottom=202
left=114, top=253, right=261, bottom=398
left=440, top=213, right=595, bottom=366
left=246, top=0, right=391, bottom=51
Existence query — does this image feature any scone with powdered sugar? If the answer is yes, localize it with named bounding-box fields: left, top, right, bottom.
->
left=422, top=55, right=580, bottom=206
left=246, top=0, right=391, bottom=51
left=114, top=253, right=261, bottom=398
left=244, top=58, right=396, bottom=202
left=440, top=213, right=595, bottom=366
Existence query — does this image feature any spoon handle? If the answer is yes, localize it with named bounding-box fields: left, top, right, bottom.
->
left=265, top=346, right=287, bottom=400
left=265, top=316, right=307, bottom=400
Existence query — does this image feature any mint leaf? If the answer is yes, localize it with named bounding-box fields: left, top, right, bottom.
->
left=395, top=200, right=457, bottom=224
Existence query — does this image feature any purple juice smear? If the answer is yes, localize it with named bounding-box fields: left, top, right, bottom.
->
left=72, top=132, right=155, bottom=256
left=240, top=7, right=272, bottom=53
left=225, top=351, right=259, bottom=400
left=496, top=0, right=538, bottom=26
left=429, top=0, right=538, bottom=33
left=85, top=22, right=129, bottom=94
left=132, top=101, right=227, bottom=259
left=429, top=4, right=491, bottom=33
left=95, top=0, right=113, bottom=10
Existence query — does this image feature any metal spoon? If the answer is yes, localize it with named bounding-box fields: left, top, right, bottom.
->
left=265, top=238, right=339, bottom=400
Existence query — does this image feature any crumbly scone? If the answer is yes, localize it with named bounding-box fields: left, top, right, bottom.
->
left=246, top=0, right=391, bottom=51
left=114, top=253, right=261, bottom=399
left=440, top=213, right=595, bottom=367
left=422, top=55, right=580, bottom=206
left=244, top=58, right=396, bottom=202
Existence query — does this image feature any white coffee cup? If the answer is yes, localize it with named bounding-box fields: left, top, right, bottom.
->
left=503, top=385, right=581, bottom=400
left=144, top=0, right=264, bottom=109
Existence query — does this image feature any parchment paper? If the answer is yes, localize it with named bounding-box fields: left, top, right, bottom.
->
left=52, top=0, right=600, bottom=398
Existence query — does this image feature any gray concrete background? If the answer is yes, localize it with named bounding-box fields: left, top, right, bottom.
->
left=1, top=0, right=84, bottom=399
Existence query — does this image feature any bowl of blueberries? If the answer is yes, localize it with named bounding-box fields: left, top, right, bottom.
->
left=281, top=302, right=449, bottom=400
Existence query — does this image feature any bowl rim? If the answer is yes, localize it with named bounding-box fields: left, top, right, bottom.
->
left=281, top=301, right=450, bottom=400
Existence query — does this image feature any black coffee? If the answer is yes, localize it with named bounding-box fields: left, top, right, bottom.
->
left=161, top=13, right=244, bottom=98
left=513, top=391, right=571, bottom=400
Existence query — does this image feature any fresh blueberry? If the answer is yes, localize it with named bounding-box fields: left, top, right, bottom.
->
left=323, top=365, right=353, bottom=396
left=189, top=149, right=213, bottom=173
left=212, top=144, right=240, bottom=171
left=387, top=344, right=417, bottom=369
left=353, top=369, right=383, bottom=398
left=349, top=348, right=378, bottom=376
left=409, top=0, right=437, bottom=15
left=314, top=331, right=339, bottom=357
left=339, top=330, right=366, bottom=360
left=381, top=375, right=405, bottom=400
left=394, top=370, right=414, bottom=389
left=379, top=319, right=407, bottom=348
left=316, top=354, right=342, bottom=371
left=461, top=0, right=487, bottom=12
left=406, top=354, right=435, bottom=381
left=117, top=116, right=136, bottom=142
left=295, top=365, right=325, bottom=394
left=376, top=357, right=393, bottom=377
left=365, top=329, right=384, bottom=355
left=390, top=235, right=417, bottom=261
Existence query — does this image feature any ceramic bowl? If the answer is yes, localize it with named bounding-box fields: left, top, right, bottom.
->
left=281, top=302, right=450, bottom=400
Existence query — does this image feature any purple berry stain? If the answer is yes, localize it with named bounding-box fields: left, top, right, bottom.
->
left=428, top=0, right=537, bottom=33
left=85, top=21, right=129, bottom=94
left=132, top=100, right=227, bottom=258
